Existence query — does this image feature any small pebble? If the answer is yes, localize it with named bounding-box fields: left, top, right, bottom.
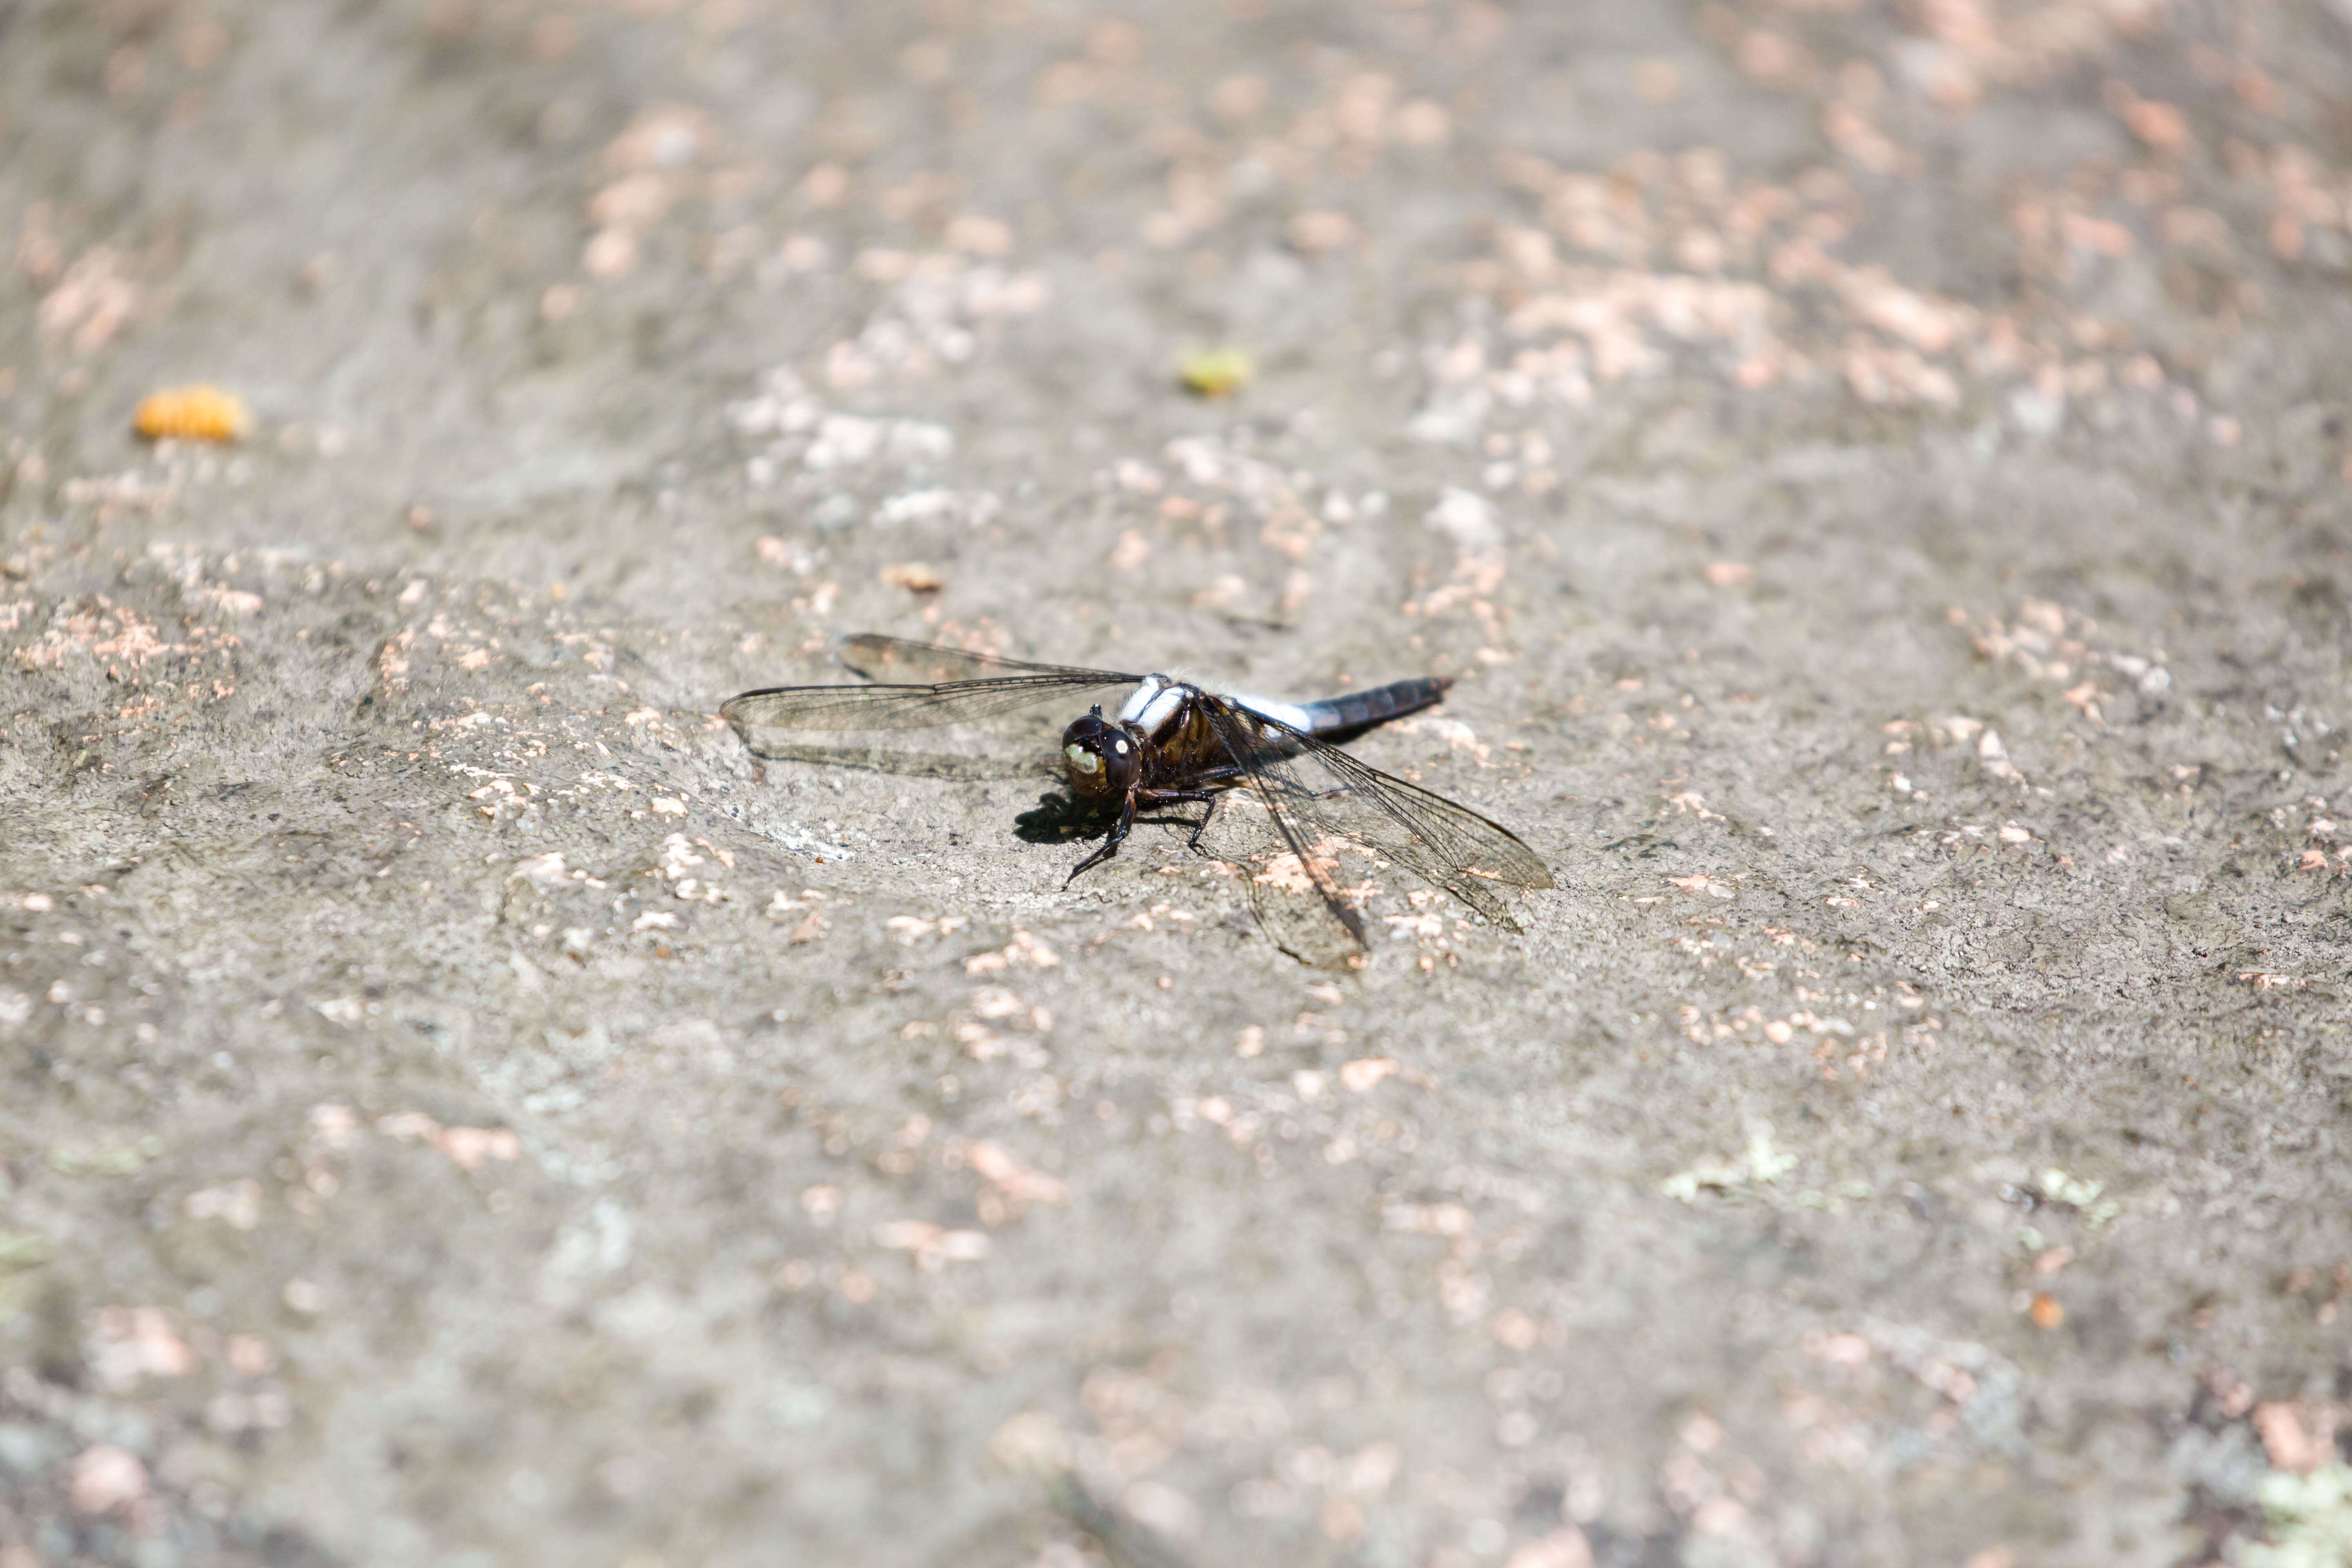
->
left=134, top=384, right=251, bottom=443
left=1178, top=348, right=1253, bottom=398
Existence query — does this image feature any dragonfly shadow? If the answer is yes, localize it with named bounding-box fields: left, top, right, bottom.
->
left=1014, top=790, right=1232, bottom=854
left=1013, top=790, right=1113, bottom=846
left=739, top=738, right=1051, bottom=783
left=1015, top=786, right=1360, bottom=968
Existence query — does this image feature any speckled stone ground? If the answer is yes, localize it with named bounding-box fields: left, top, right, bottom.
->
left=4, top=2, right=2352, bottom=1565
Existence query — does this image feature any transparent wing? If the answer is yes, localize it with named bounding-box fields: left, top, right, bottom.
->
left=722, top=635, right=1141, bottom=732
left=1198, top=705, right=1369, bottom=958
left=1198, top=697, right=1551, bottom=943
left=835, top=635, right=1129, bottom=683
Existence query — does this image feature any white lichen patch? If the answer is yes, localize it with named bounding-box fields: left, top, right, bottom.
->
left=2037, top=1168, right=2120, bottom=1229
left=2246, top=1464, right=2352, bottom=1568
left=1662, top=1124, right=1800, bottom=1202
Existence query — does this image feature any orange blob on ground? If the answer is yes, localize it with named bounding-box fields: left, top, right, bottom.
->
left=133, top=384, right=251, bottom=443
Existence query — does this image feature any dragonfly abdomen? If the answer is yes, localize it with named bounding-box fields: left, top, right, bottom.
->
left=1294, top=677, right=1453, bottom=739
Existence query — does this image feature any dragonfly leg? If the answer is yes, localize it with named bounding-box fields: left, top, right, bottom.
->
left=1065, top=794, right=1137, bottom=883
left=1138, top=788, right=1221, bottom=851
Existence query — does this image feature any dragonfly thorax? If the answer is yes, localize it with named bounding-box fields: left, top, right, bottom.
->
left=1060, top=708, right=1142, bottom=800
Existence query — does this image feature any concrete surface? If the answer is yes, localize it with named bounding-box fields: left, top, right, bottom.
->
left=4, top=0, right=2352, bottom=1564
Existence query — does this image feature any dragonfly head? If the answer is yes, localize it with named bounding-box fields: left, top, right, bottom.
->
left=1060, top=710, right=1138, bottom=801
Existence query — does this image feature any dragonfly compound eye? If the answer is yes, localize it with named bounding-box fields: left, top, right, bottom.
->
left=1060, top=713, right=1136, bottom=798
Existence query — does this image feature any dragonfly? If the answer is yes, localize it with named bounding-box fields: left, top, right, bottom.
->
left=720, top=635, right=1552, bottom=959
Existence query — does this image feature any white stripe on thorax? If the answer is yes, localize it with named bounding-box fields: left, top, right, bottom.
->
left=1115, top=675, right=1165, bottom=726
left=1132, top=680, right=1188, bottom=733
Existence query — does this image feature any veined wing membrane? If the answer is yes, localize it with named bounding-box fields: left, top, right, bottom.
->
left=835, top=634, right=1136, bottom=684
left=1200, top=702, right=1370, bottom=956
left=721, top=636, right=1140, bottom=732
left=1201, top=697, right=1551, bottom=935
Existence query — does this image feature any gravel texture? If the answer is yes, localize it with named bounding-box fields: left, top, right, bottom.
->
left=4, top=1, right=2352, bottom=1565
